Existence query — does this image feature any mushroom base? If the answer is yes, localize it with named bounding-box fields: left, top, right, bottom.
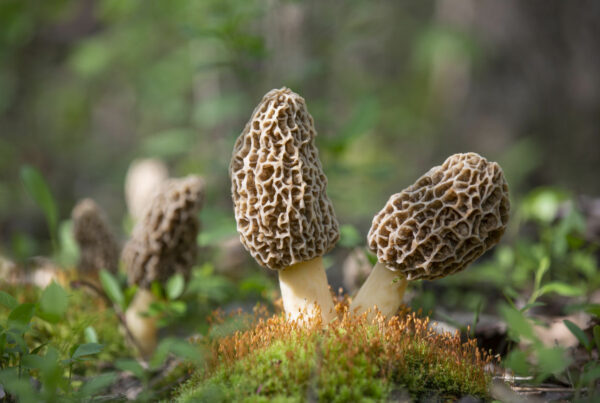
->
left=125, top=288, right=157, bottom=358
left=349, top=262, right=408, bottom=320
left=278, top=257, right=336, bottom=324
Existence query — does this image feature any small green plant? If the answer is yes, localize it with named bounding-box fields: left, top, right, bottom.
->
left=0, top=283, right=114, bottom=401
left=20, top=165, right=59, bottom=254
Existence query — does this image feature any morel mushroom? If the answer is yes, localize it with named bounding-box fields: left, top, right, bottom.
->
left=124, top=158, right=169, bottom=223
left=72, top=198, right=120, bottom=281
left=122, top=175, right=204, bottom=357
left=350, top=153, right=510, bottom=319
left=230, top=88, right=339, bottom=323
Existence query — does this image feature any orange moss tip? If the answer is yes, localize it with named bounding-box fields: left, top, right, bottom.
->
left=193, top=300, right=496, bottom=399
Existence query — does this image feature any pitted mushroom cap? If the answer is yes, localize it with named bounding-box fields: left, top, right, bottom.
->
left=122, top=175, right=205, bottom=289
left=72, top=198, right=120, bottom=274
left=230, top=87, right=339, bottom=270
left=368, top=153, right=510, bottom=281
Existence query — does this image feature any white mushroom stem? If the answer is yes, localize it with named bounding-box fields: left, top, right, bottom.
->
left=278, top=256, right=336, bottom=324
left=349, top=262, right=408, bottom=321
left=125, top=288, right=157, bottom=358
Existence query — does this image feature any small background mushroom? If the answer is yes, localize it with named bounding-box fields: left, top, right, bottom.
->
left=121, top=175, right=204, bottom=357
left=72, top=198, right=120, bottom=282
left=124, top=158, right=169, bottom=223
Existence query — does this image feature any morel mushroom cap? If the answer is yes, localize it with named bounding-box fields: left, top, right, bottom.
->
left=229, top=87, right=339, bottom=270
left=72, top=198, right=120, bottom=274
left=368, top=152, right=510, bottom=281
left=122, top=175, right=205, bottom=289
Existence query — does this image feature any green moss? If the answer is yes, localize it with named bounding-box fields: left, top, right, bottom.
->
left=178, top=338, right=389, bottom=402
left=174, top=309, right=493, bottom=402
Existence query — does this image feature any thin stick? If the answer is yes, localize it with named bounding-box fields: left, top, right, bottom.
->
left=70, top=280, right=147, bottom=359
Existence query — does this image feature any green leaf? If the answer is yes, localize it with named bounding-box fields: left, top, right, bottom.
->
left=150, top=338, right=203, bottom=369
left=537, top=346, right=571, bottom=376
left=39, top=282, right=68, bottom=318
left=519, top=302, right=546, bottom=313
left=563, top=320, right=592, bottom=351
left=8, top=303, right=35, bottom=329
left=166, top=274, right=185, bottom=300
left=71, top=343, right=103, bottom=359
left=580, top=364, right=600, bottom=385
left=124, top=284, right=138, bottom=308
left=100, top=269, right=124, bottom=309
left=521, top=187, right=568, bottom=224
left=30, top=343, right=47, bottom=355
left=499, top=304, right=536, bottom=342
left=150, top=281, right=163, bottom=299
left=168, top=300, right=187, bottom=315
left=78, top=372, right=117, bottom=397
left=538, top=282, right=585, bottom=298
left=584, top=304, right=600, bottom=318
left=115, top=359, right=145, bottom=379
left=504, top=350, right=530, bottom=376
left=84, top=326, right=98, bottom=343
left=592, top=325, right=600, bottom=351
left=20, top=165, right=58, bottom=246
left=21, top=354, right=45, bottom=370
left=0, top=369, right=38, bottom=401
left=0, top=291, right=18, bottom=310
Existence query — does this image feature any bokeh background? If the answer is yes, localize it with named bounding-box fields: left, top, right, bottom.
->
left=1, top=0, right=599, bottom=290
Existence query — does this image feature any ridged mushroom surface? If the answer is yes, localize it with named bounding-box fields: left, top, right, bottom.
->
left=122, top=175, right=204, bottom=288
left=368, top=153, right=510, bottom=280
left=230, top=87, right=339, bottom=270
left=72, top=198, right=120, bottom=274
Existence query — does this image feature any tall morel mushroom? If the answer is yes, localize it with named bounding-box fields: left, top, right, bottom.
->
left=230, top=87, right=339, bottom=323
left=350, top=153, right=510, bottom=319
left=125, top=158, right=169, bottom=223
left=72, top=198, right=120, bottom=281
left=122, top=175, right=204, bottom=357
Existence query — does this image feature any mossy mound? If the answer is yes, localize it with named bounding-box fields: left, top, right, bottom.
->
left=175, top=306, right=495, bottom=402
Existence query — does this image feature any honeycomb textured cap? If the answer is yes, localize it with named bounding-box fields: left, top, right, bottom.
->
left=230, top=87, right=339, bottom=270
left=368, top=153, right=510, bottom=281
left=122, top=175, right=205, bottom=288
left=72, top=198, right=120, bottom=274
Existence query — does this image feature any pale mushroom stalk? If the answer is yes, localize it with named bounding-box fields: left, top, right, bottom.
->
left=230, top=88, right=340, bottom=324
left=124, top=289, right=157, bottom=358
left=122, top=175, right=204, bottom=358
left=350, top=262, right=408, bottom=319
left=278, top=257, right=336, bottom=323
left=350, top=153, right=510, bottom=321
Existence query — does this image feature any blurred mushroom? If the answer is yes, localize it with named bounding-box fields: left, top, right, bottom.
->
left=72, top=198, right=120, bottom=283
left=350, top=153, right=510, bottom=319
left=342, top=248, right=372, bottom=294
left=213, top=236, right=252, bottom=279
left=121, top=175, right=204, bottom=357
left=124, top=158, right=169, bottom=223
left=230, top=88, right=339, bottom=323
left=0, top=255, right=18, bottom=284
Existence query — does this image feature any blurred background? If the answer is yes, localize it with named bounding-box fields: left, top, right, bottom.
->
left=1, top=0, right=599, bottom=293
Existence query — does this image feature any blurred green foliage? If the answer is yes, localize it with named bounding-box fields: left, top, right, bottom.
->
left=3, top=0, right=599, bottom=258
